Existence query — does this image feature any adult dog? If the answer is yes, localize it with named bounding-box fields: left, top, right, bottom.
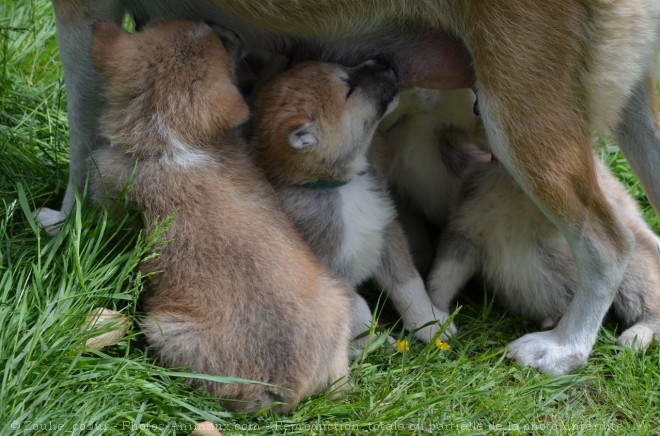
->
left=44, top=1, right=660, bottom=375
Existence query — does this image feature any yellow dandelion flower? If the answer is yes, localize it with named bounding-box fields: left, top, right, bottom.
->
left=435, top=338, right=451, bottom=351
left=395, top=339, right=410, bottom=353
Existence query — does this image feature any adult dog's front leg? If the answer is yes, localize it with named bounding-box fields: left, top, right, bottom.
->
left=467, top=3, right=634, bottom=375
left=36, top=1, right=125, bottom=234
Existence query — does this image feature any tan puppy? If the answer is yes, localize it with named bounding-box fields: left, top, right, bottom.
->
left=47, top=0, right=660, bottom=375
left=90, top=19, right=351, bottom=414
left=249, top=61, right=453, bottom=349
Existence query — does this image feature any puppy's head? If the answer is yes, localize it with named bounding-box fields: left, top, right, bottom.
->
left=251, top=60, right=399, bottom=185
left=91, top=19, right=249, bottom=155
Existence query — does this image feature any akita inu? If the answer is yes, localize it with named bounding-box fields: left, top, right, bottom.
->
left=47, top=0, right=660, bottom=374
left=250, top=60, right=454, bottom=347
left=90, top=19, right=351, bottom=413
left=427, top=156, right=660, bottom=355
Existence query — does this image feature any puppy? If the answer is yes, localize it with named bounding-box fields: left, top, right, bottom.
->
left=250, top=60, right=453, bottom=347
left=372, top=88, right=489, bottom=274
left=89, top=19, right=351, bottom=413
left=49, top=0, right=660, bottom=374
left=427, top=155, right=660, bottom=355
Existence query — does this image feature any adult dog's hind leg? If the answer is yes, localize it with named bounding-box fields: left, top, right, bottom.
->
left=36, top=1, right=125, bottom=234
left=615, top=71, right=660, bottom=215
left=467, top=3, right=634, bottom=375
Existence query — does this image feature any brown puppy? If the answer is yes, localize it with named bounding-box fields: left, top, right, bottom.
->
left=47, top=1, right=660, bottom=375
left=90, top=19, right=351, bottom=414
left=249, top=61, right=453, bottom=349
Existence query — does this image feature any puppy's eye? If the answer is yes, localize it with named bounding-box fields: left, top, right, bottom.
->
left=342, top=78, right=356, bottom=98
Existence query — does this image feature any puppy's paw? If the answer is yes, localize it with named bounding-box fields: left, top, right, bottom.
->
left=506, top=330, right=589, bottom=375
left=409, top=307, right=457, bottom=343
left=617, top=324, right=654, bottom=350
left=34, top=207, right=66, bottom=236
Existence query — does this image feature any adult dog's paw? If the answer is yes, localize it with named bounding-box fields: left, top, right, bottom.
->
left=507, top=330, right=589, bottom=375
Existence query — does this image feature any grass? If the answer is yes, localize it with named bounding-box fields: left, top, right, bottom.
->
left=1, top=1, right=659, bottom=435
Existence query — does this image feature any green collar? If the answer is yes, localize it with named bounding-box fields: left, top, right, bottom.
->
left=299, top=180, right=350, bottom=190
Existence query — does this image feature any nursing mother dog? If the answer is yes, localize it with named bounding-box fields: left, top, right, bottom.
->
left=45, top=1, right=660, bottom=375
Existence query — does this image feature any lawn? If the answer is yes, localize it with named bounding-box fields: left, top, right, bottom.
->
left=1, top=1, right=658, bottom=435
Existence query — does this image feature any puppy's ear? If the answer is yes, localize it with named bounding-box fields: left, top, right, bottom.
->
left=208, top=24, right=242, bottom=66
left=91, top=22, right=131, bottom=74
left=288, top=121, right=319, bottom=151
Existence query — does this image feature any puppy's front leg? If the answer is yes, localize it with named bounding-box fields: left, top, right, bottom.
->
left=373, top=221, right=455, bottom=343
left=36, top=2, right=125, bottom=234
left=426, top=232, right=480, bottom=323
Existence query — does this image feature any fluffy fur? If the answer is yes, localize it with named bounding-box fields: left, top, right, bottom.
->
left=372, top=88, right=489, bottom=273
left=47, top=0, right=660, bottom=374
left=90, top=20, right=351, bottom=413
left=250, top=61, right=453, bottom=346
left=427, top=156, right=660, bottom=356
left=376, top=87, right=660, bottom=361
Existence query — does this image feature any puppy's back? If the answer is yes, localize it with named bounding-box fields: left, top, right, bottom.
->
left=91, top=19, right=351, bottom=413
left=124, top=136, right=352, bottom=413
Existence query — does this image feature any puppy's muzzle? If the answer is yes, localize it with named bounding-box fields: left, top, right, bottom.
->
left=351, top=59, right=399, bottom=117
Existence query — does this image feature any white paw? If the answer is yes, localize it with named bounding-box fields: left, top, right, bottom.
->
left=34, top=207, right=66, bottom=236
left=409, top=307, right=457, bottom=343
left=617, top=325, right=654, bottom=350
left=507, top=330, right=589, bottom=375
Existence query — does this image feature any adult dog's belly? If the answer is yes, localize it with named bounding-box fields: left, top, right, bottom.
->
left=129, top=0, right=474, bottom=89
